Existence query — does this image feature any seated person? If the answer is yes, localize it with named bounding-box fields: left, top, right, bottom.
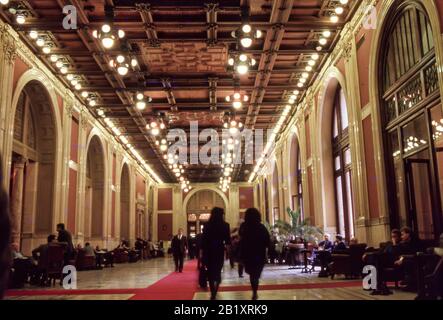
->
left=10, top=243, right=33, bottom=288
left=394, top=227, right=422, bottom=291
left=333, top=235, right=347, bottom=251
left=31, top=234, right=56, bottom=285
left=95, top=245, right=114, bottom=267
left=84, top=242, right=95, bottom=257
left=318, top=234, right=333, bottom=251
left=349, top=237, right=359, bottom=245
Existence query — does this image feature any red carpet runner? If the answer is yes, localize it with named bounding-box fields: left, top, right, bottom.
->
left=5, top=260, right=363, bottom=299
left=129, top=260, right=199, bottom=300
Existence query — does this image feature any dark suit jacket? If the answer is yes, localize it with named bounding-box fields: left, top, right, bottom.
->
left=58, top=229, right=74, bottom=254
left=171, top=235, right=187, bottom=255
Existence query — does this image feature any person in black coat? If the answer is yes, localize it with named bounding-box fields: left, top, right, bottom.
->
left=56, top=223, right=74, bottom=264
left=171, top=228, right=187, bottom=272
left=239, top=208, right=270, bottom=300
left=201, top=207, right=230, bottom=300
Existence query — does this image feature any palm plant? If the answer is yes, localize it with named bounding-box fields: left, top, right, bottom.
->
left=273, top=207, right=323, bottom=243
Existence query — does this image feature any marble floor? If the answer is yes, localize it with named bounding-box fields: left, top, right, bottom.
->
left=5, top=257, right=416, bottom=300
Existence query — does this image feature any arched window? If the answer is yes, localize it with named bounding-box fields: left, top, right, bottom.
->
left=332, top=86, right=354, bottom=239
left=380, top=2, right=442, bottom=240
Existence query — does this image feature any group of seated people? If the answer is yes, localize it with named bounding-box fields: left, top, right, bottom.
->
left=266, top=227, right=443, bottom=298
left=9, top=223, right=166, bottom=288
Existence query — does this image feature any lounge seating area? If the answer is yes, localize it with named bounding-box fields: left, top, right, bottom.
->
left=265, top=231, right=443, bottom=300
left=8, top=237, right=166, bottom=289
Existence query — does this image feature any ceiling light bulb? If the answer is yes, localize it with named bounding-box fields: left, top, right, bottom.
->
left=335, top=7, right=344, bottom=15
left=319, top=38, right=327, bottom=45
left=42, top=46, right=51, bottom=54
left=233, top=101, right=242, bottom=109
left=36, top=38, right=45, bottom=47
left=330, top=15, right=339, bottom=23
left=136, top=101, right=146, bottom=110
left=228, top=58, right=234, bottom=66
left=81, top=91, right=88, bottom=98
left=233, top=92, right=241, bottom=99
left=89, top=100, right=96, bottom=107
left=97, top=109, right=104, bottom=117
left=75, top=83, right=81, bottom=90
left=160, top=123, right=166, bottom=129
left=60, top=67, right=68, bottom=74
left=323, top=30, right=331, bottom=38
left=242, top=24, right=252, bottom=33
left=237, top=64, right=249, bottom=75
left=256, top=30, right=262, bottom=38
left=66, top=74, right=74, bottom=81
left=131, top=58, right=138, bottom=67
left=239, top=54, right=247, bottom=62
left=150, top=121, right=157, bottom=128
left=151, top=128, right=160, bottom=136
left=71, top=79, right=78, bottom=86
left=117, top=66, right=128, bottom=76
left=102, top=37, right=114, bottom=48
left=116, top=55, right=125, bottom=63
left=50, top=55, right=58, bottom=62
left=0, top=0, right=10, bottom=5
left=118, top=30, right=125, bottom=38
left=92, top=30, right=98, bottom=38
left=160, top=145, right=167, bottom=151
left=16, top=14, right=26, bottom=24
left=312, top=53, right=320, bottom=60
left=101, top=24, right=111, bottom=33
left=305, top=65, right=313, bottom=71
left=240, top=37, right=253, bottom=48
left=29, top=30, right=38, bottom=39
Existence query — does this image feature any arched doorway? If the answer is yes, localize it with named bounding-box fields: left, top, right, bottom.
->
left=9, top=80, right=57, bottom=248
left=185, top=189, right=226, bottom=237
left=84, top=135, right=105, bottom=240
left=272, top=164, right=280, bottom=222
left=379, top=1, right=442, bottom=239
left=289, top=135, right=303, bottom=217
left=120, top=163, right=130, bottom=240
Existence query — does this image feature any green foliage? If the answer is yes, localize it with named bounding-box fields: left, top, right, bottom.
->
left=272, top=207, right=323, bottom=243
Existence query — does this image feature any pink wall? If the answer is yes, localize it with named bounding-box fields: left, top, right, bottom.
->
left=136, top=174, right=145, bottom=199
left=305, top=116, right=311, bottom=158
left=239, top=187, right=254, bottom=209
left=158, top=188, right=173, bottom=211
left=356, top=27, right=373, bottom=108
left=13, top=57, right=29, bottom=91
left=307, top=166, right=315, bottom=225
left=157, top=214, right=173, bottom=240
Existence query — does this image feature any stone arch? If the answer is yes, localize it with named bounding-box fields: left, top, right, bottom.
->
left=288, top=133, right=301, bottom=211
left=271, top=160, right=280, bottom=222
left=7, top=72, right=62, bottom=251
left=84, top=134, right=106, bottom=239
left=182, top=186, right=229, bottom=216
left=317, top=67, right=349, bottom=234
left=368, top=0, right=443, bottom=225
left=119, top=162, right=131, bottom=240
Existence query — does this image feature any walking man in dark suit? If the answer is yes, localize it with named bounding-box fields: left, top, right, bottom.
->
left=171, top=228, right=187, bottom=272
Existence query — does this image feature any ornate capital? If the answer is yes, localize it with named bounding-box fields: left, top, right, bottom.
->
left=341, top=41, right=353, bottom=62
left=0, top=24, right=17, bottom=65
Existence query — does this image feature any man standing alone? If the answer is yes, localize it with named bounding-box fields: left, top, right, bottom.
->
left=171, top=228, right=187, bottom=272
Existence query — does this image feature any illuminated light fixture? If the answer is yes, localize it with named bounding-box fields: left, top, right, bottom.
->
left=231, top=23, right=262, bottom=48
left=92, top=23, right=125, bottom=49
left=50, top=55, right=58, bottom=62
left=335, top=6, right=344, bottom=15
left=42, top=46, right=51, bottom=54
left=75, top=83, right=82, bottom=90
left=109, top=54, right=138, bottom=76
left=134, top=92, right=152, bottom=111
left=29, top=30, right=38, bottom=39
left=16, top=13, right=26, bottom=24
left=305, top=65, right=313, bottom=72
left=330, top=15, right=339, bottom=23
left=60, top=66, right=68, bottom=74
left=0, top=0, right=10, bottom=5
left=323, top=30, right=331, bottom=38
left=312, top=53, right=320, bottom=60
left=225, top=92, right=249, bottom=109
left=36, top=38, right=45, bottom=47
left=81, top=91, right=89, bottom=98
left=146, top=116, right=166, bottom=136
left=66, top=74, right=74, bottom=81
left=97, top=109, right=105, bottom=117
left=227, top=53, right=256, bottom=75
left=319, top=38, right=327, bottom=45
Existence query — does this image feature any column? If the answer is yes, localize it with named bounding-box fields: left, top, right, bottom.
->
left=10, top=157, right=27, bottom=244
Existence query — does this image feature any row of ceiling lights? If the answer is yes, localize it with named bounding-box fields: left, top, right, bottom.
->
left=247, top=0, right=351, bottom=183
left=8, top=2, right=165, bottom=183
